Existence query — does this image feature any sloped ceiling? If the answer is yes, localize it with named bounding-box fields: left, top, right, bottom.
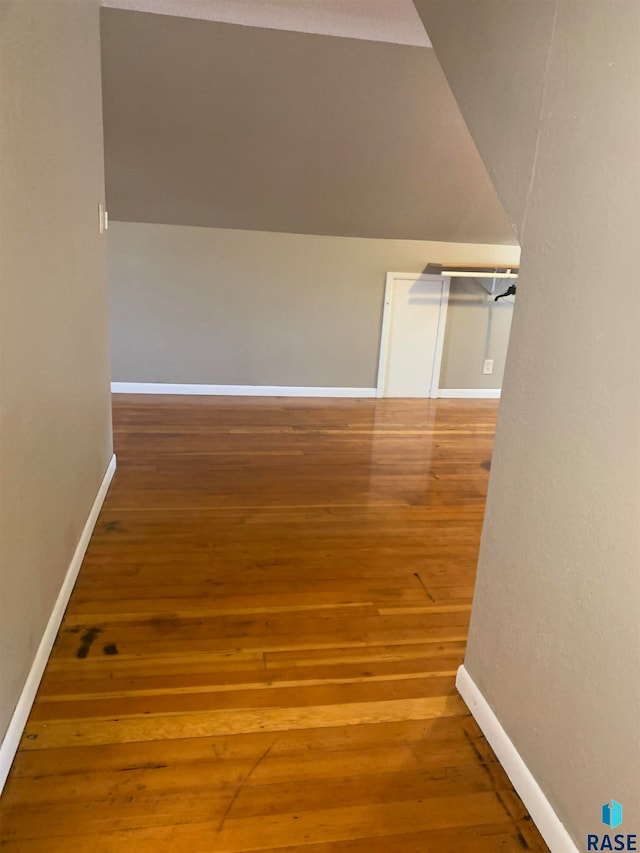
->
left=101, top=7, right=517, bottom=243
left=101, top=0, right=431, bottom=46
left=413, top=0, right=558, bottom=241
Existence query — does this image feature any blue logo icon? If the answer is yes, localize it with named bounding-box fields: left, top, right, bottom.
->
left=588, top=800, right=634, bottom=850
left=602, top=800, right=623, bottom=829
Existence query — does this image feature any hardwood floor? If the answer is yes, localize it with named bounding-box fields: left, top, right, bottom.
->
left=0, top=396, right=548, bottom=852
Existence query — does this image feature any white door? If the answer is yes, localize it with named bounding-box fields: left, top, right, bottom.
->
left=377, top=273, right=450, bottom=398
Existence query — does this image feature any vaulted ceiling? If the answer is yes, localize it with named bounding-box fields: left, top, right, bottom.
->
left=100, top=2, right=517, bottom=244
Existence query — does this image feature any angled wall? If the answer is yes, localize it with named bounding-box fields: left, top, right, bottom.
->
left=415, top=0, right=640, bottom=846
left=100, top=8, right=516, bottom=244
left=415, top=1, right=557, bottom=242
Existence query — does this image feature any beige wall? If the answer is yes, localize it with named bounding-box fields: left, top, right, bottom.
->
left=417, top=0, right=640, bottom=844
left=441, top=278, right=514, bottom=390
left=108, top=221, right=519, bottom=388
left=0, top=1, right=113, bottom=744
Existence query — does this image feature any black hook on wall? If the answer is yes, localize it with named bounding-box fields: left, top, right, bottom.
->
left=495, top=283, right=517, bottom=302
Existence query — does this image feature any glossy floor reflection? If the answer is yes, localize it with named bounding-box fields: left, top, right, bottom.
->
left=0, top=396, right=548, bottom=851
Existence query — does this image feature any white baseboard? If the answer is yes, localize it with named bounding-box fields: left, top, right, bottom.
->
left=438, top=388, right=501, bottom=399
left=111, top=382, right=377, bottom=398
left=456, top=666, right=578, bottom=853
left=0, top=454, right=117, bottom=793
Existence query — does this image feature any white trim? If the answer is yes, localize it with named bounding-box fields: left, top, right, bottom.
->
left=375, top=274, right=395, bottom=398
left=456, top=666, right=579, bottom=853
left=438, top=388, right=501, bottom=399
left=429, top=276, right=450, bottom=397
left=111, top=383, right=376, bottom=398
left=0, top=454, right=117, bottom=793
left=376, top=272, right=450, bottom=399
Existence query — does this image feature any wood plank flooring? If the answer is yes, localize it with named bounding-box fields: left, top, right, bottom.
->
left=0, top=396, right=548, bottom=852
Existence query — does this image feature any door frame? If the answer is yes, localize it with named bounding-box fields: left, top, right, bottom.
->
left=376, top=272, right=451, bottom=399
